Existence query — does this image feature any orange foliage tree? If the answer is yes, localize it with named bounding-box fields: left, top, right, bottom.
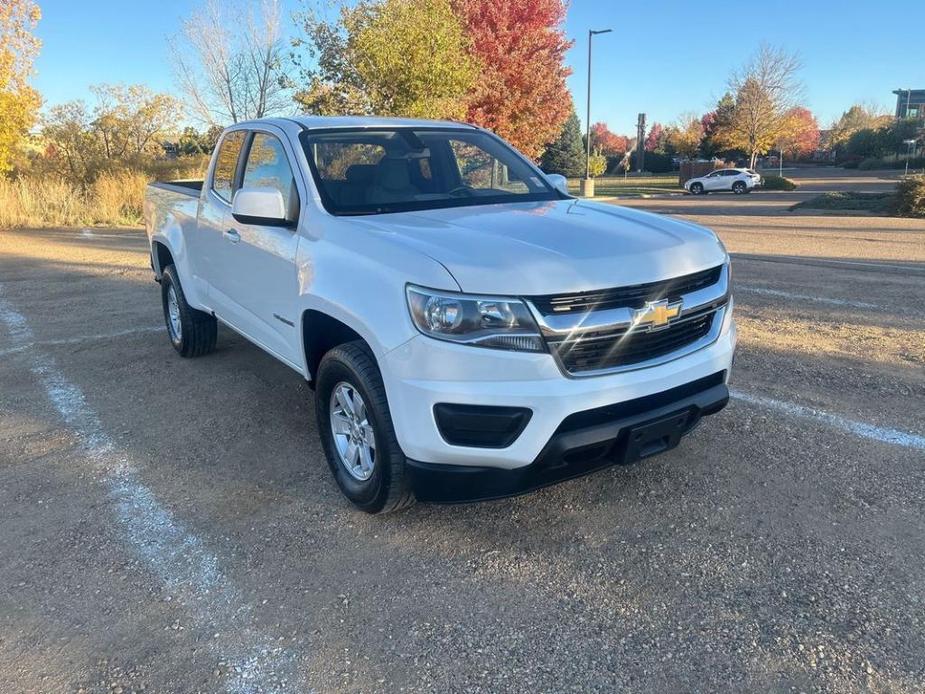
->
left=590, top=122, right=629, bottom=156
left=778, top=106, right=819, bottom=159
left=453, top=0, right=573, bottom=159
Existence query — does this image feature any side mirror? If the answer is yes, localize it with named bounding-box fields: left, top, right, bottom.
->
left=545, top=173, right=570, bottom=196
left=232, top=187, right=290, bottom=226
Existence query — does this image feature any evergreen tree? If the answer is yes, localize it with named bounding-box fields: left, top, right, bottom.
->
left=540, top=108, right=584, bottom=177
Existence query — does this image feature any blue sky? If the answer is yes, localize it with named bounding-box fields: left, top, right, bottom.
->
left=33, top=0, right=925, bottom=134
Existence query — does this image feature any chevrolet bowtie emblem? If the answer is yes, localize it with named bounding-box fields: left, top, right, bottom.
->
left=633, top=299, right=683, bottom=331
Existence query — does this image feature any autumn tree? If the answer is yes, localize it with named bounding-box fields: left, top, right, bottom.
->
left=452, top=0, right=572, bottom=159
left=292, top=0, right=476, bottom=120
left=42, top=85, right=181, bottom=182
left=171, top=0, right=290, bottom=125
left=828, top=103, right=892, bottom=150
left=587, top=149, right=607, bottom=178
left=644, top=123, right=666, bottom=153
left=700, top=92, right=735, bottom=159
left=590, top=122, right=629, bottom=156
left=777, top=106, right=819, bottom=160
left=669, top=113, right=704, bottom=159
left=718, top=44, right=803, bottom=169
left=177, top=125, right=223, bottom=156
left=0, top=0, right=41, bottom=173
left=540, top=107, right=584, bottom=177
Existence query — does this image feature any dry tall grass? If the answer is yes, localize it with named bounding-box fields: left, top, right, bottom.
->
left=0, top=156, right=208, bottom=229
left=0, top=171, right=147, bottom=228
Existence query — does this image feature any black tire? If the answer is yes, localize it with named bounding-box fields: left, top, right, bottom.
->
left=161, top=264, right=217, bottom=357
left=732, top=181, right=747, bottom=195
left=314, top=341, right=415, bottom=514
left=689, top=182, right=704, bottom=195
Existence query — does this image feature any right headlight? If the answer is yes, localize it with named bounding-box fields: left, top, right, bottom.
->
left=406, top=285, right=545, bottom=353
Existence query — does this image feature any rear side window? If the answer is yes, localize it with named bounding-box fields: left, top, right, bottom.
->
left=241, top=133, right=298, bottom=218
left=212, top=131, right=246, bottom=203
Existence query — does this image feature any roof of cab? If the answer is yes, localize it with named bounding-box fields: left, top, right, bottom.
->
left=228, top=116, right=480, bottom=133
left=282, top=115, right=478, bottom=130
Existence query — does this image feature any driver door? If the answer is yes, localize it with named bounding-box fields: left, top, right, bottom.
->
left=218, top=129, right=304, bottom=368
left=703, top=170, right=725, bottom=191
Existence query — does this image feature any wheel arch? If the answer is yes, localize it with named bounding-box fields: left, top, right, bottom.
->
left=301, top=308, right=376, bottom=383
left=151, top=240, right=174, bottom=279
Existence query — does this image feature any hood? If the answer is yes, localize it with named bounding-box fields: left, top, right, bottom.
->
left=351, top=199, right=726, bottom=295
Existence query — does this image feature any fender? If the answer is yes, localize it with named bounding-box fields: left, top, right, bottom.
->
left=294, top=223, right=461, bottom=380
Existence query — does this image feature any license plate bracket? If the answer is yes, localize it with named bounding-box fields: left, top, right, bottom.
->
left=621, top=410, right=694, bottom=464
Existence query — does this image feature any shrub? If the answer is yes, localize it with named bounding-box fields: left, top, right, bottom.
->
left=790, top=192, right=896, bottom=214
left=896, top=175, right=925, bottom=217
left=630, top=151, right=673, bottom=173
left=588, top=153, right=607, bottom=178
left=858, top=155, right=925, bottom=171
left=761, top=175, right=797, bottom=190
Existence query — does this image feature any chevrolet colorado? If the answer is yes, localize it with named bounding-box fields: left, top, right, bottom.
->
left=144, top=117, right=736, bottom=513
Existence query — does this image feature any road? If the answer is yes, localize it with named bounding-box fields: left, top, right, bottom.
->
left=1, top=181, right=924, bottom=692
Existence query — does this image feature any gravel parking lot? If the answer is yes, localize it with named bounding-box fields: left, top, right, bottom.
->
left=1, top=172, right=924, bottom=693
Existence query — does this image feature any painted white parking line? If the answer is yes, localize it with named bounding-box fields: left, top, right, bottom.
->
left=735, top=285, right=881, bottom=309
left=0, top=325, right=163, bottom=358
left=80, top=228, right=95, bottom=238
left=0, top=287, right=302, bottom=694
left=730, top=389, right=925, bottom=451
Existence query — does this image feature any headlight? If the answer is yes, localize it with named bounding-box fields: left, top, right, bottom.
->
left=406, top=285, right=545, bottom=352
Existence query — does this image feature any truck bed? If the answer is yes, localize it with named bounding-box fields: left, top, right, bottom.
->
left=148, top=180, right=203, bottom=197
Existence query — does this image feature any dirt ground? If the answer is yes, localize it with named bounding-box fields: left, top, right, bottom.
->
left=1, top=169, right=924, bottom=693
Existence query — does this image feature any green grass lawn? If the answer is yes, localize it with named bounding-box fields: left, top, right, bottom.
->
left=567, top=175, right=683, bottom=197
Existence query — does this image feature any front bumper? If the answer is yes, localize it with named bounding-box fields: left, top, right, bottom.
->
left=381, top=317, right=736, bottom=470
left=406, top=372, right=728, bottom=503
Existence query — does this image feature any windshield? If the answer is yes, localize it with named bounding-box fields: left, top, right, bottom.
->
left=299, top=127, right=562, bottom=216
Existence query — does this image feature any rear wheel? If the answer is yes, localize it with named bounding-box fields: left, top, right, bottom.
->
left=315, top=341, right=415, bottom=514
left=160, top=265, right=217, bottom=357
left=732, top=181, right=747, bottom=194
left=689, top=182, right=704, bottom=195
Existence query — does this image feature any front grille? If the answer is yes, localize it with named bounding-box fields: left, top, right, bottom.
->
left=553, top=312, right=715, bottom=374
left=530, top=265, right=723, bottom=314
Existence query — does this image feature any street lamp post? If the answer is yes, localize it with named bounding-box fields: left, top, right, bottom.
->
left=582, top=28, right=612, bottom=197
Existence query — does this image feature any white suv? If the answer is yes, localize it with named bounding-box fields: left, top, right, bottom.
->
left=685, top=168, right=761, bottom=195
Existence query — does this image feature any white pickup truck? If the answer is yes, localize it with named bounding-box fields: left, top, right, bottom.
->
left=145, top=116, right=736, bottom=513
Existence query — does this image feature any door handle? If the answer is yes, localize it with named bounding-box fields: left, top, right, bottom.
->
left=223, top=229, right=241, bottom=243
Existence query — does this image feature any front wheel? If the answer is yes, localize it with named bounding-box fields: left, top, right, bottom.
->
left=732, top=181, right=747, bottom=194
left=689, top=182, right=704, bottom=195
left=160, top=265, right=217, bottom=357
left=315, top=341, right=415, bottom=514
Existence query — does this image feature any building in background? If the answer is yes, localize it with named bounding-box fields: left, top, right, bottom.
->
left=894, top=89, right=925, bottom=122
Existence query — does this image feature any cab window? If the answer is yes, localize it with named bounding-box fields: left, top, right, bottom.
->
left=212, top=131, right=246, bottom=203
left=241, top=133, right=299, bottom=220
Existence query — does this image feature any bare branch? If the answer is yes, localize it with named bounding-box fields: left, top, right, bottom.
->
left=169, top=0, right=292, bottom=126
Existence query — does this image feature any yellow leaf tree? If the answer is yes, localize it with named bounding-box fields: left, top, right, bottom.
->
left=669, top=112, right=704, bottom=160
left=293, top=0, right=477, bottom=120
left=0, top=0, right=41, bottom=173
left=715, top=45, right=802, bottom=169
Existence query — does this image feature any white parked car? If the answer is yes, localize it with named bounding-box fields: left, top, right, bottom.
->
left=144, top=116, right=736, bottom=513
left=685, top=168, right=762, bottom=195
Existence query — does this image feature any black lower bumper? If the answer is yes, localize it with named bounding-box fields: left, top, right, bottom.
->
left=406, top=372, right=728, bottom=504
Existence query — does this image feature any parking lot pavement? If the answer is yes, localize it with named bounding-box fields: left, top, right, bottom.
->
left=1, top=206, right=924, bottom=693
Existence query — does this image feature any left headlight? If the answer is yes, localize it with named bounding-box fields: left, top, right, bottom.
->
left=406, top=285, right=545, bottom=353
